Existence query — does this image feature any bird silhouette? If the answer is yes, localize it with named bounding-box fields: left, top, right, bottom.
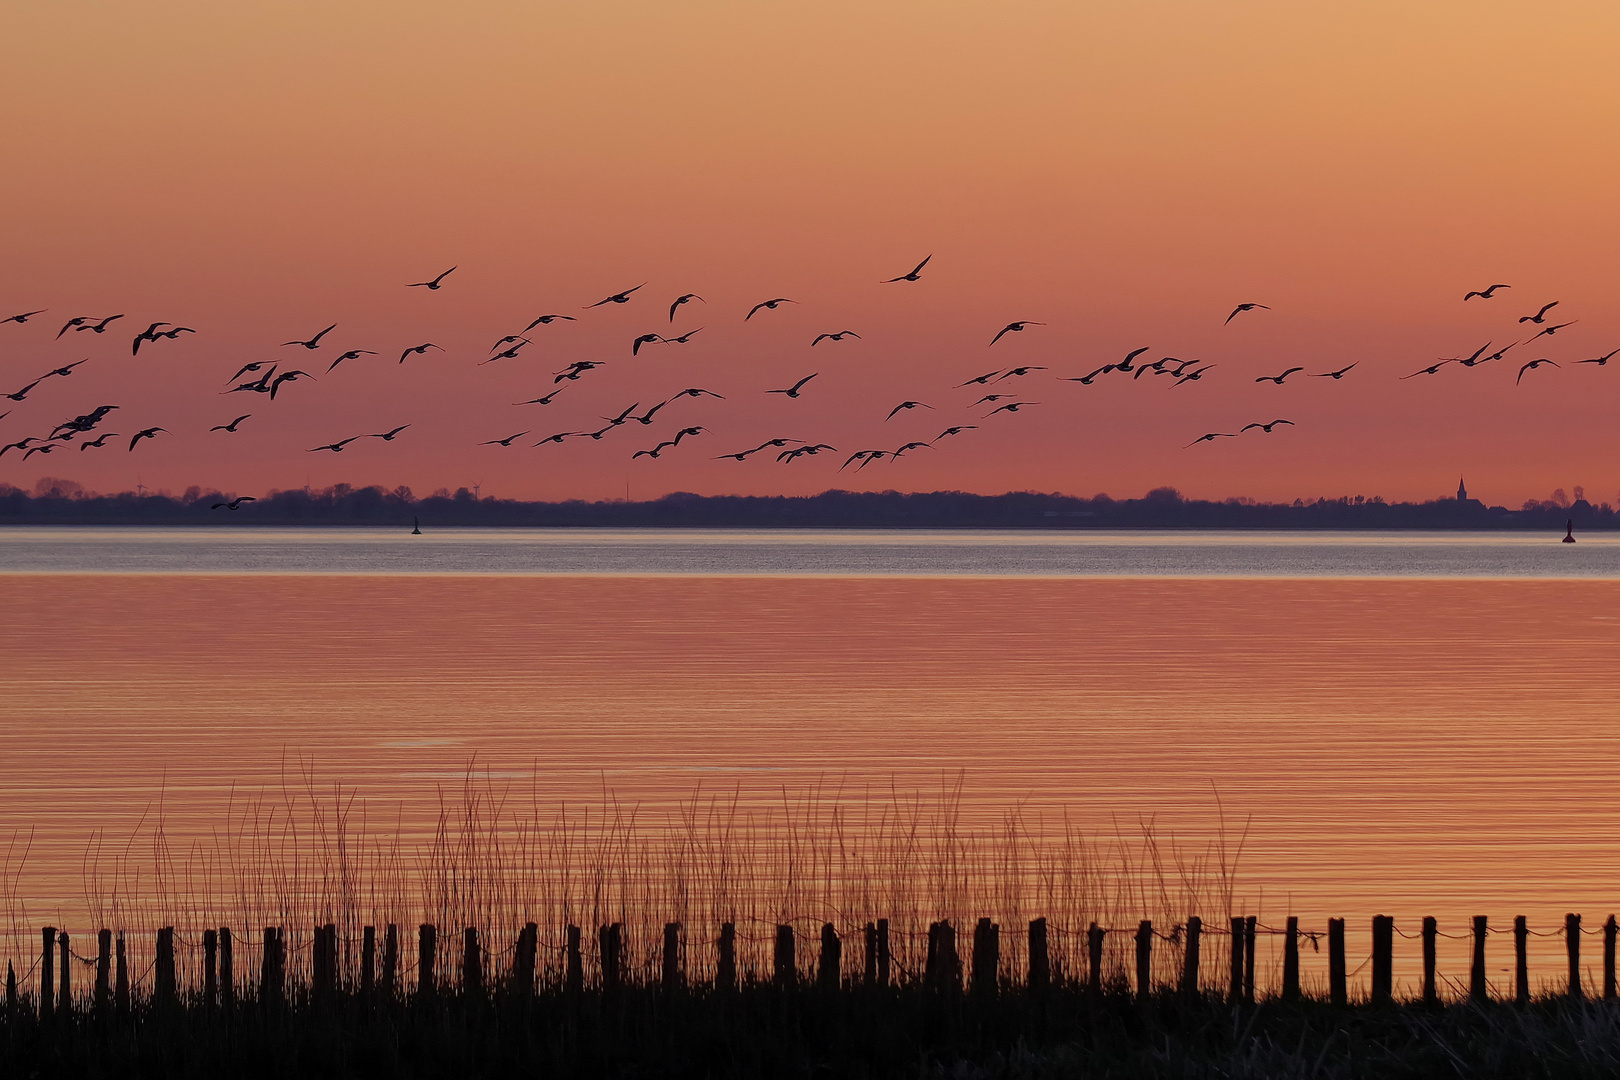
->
left=211, top=415, right=251, bottom=433
left=328, top=349, right=377, bottom=372
left=2, top=378, right=46, bottom=402
left=985, top=401, right=1037, bottom=415
left=399, top=343, right=441, bottom=363
left=994, top=366, right=1046, bottom=380
left=633, top=441, right=677, bottom=459
left=717, top=437, right=802, bottom=460
left=1464, top=284, right=1510, bottom=301
left=309, top=437, right=363, bottom=452
left=226, top=361, right=275, bottom=383
left=1445, top=341, right=1494, bottom=367
left=407, top=266, right=456, bottom=290
left=936, top=426, right=976, bottom=439
left=746, top=298, right=796, bottom=320
left=131, top=322, right=170, bottom=355
left=1240, top=419, right=1295, bottom=433
left=841, top=450, right=884, bottom=469
left=1576, top=348, right=1620, bottom=366
left=1172, top=365, right=1215, bottom=386
left=371, top=425, right=410, bottom=441
left=1, top=309, right=46, bottom=325
left=0, top=438, right=34, bottom=457
left=284, top=324, right=336, bottom=349
left=77, top=314, right=123, bottom=334
left=79, top=433, right=120, bottom=450
left=482, top=340, right=531, bottom=363
left=971, top=394, right=1013, bottom=407
left=602, top=403, right=640, bottom=427
left=812, top=331, right=861, bottom=346
left=630, top=400, right=667, bottom=424
left=1519, top=301, right=1559, bottom=324
left=671, top=426, right=707, bottom=445
left=882, top=255, right=931, bottom=283
left=1113, top=347, right=1152, bottom=372
left=211, top=497, right=256, bottom=510
left=479, top=432, right=529, bottom=447
left=767, top=374, right=818, bottom=398
left=956, top=369, right=1002, bottom=387
left=129, top=427, right=167, bottom=451
left=586, top=284, right=645, bottom=308
left=1526, top=321, right=1576, bottom=342
left=668, top=294, right=703, bottom=321
left=269, top=370, right=314, bottom=399
left=659, top=327, right=700, bottom=345
left=989, top=321, right=1042, bottom=345
left=523, top=314, right=576, bottom=331
left=892, top=441, right=931, bottom=458
left=669, top=387, right=724, bottom=400
left=1063, top=364, right=1114, bottom=384
left=515, top=389, right=567, bottom=406
left=22, top=444, right=57, bottom=460
left=1517, top=358, right=1559, bottom=384
left=886, top=400, right=932, bottom=420
left=56, top=316, right=94, bottom=338
left=554, top=360, right=605, bottom=382
left=1401, top=360, right=1456, bottom=379
left=534, top=432, right=576, bottom=445
left=1255, top=367, right=1304, bottom=384
left=1311, top=363, right=1356, bottom=379
left=631, top=333, right=663, bottom=356
left=1185, top=432, right=1238, bottom=447
left=1224, top=303, right=1270, bottom=324
left=41, top=360, right=87, bottom=379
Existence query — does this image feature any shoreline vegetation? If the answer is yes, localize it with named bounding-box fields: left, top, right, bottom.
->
left=1, top=481, right=1613, bottom=530
left=7, top=775, right=1620, bottom=1075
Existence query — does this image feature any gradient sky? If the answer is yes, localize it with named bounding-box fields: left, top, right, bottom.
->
left=3, top=0, right=1619, bottom=505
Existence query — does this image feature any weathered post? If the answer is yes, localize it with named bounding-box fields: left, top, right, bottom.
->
left=5, top=962, right=14, bottom=1022
left=155, top=927, right=176, bottom=1008
left=716, top=923, right=735, bottom=992
left=1514, top=915, right=1529, bottom=1005
left=382, top=925, right=399, bottom=1000
left=937, top=920, right=959, bottom=990
left=662, top=923, right=681, bottom=992
left=115, top=932, right=130, bottom=1017
left=877, top=918, right=890, bottom=987
left=1133, top=920, right=1152, bottom=1001
left=819, top=923, right=841, bottom=990
left=203, top=929, right=217, bottom=1009
left=361, top=926, right=376, bottom=995
left=863, top=922, right=878, bottom=986
left=97, top=928, right=112, bottom=1013
left=1328, top=918, right=1346, bottom=1006
left=1605, top=915, right=1617, bottom=1001
left=219, top=928, right=234, bottom=1011
left=1243, top=916, right=1257, bottom=1004
left=565, top=924, right=584, bottom=996
left=1371, top=915, right=1393, bottom=1004
left=40, top=927, right=54, bottom=1022
left=1087, top=922, right=1104, bottom=998
left=462, top=927, right=482, bottom=1001
left=1278, top=916, right=1298, bottom=1000
left=773, top=924, right=796, bottom=988
left=1225, top=916, right=1243, bottom=1002
left=600, top=923, right=623, bottom=994
left=1181, top=916, right=1201, bottom=998
left=972, top=919, right=999, bottom=995
left=925, top=921, right=940, bottom=984
left=1030, top=917, right=1050, bottom=991
left=261, top=927, right=284, bottom=1011
left=1422, top=917, right=1438, bottom=1006
left=1567, top=913, right=1582, bottom=1000
left=417, top=924, right=436, bottom=1002
left=57, top=931, right=70, bottom=1016
left=514, top=923, right=537, bottom=998
left=1471, top=916, right=1487, bottom=1004
left=314, top=924, right=338, bottom=1002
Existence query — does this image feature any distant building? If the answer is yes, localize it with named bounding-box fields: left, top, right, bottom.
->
left=1458, top=477, right=1467, bottom=502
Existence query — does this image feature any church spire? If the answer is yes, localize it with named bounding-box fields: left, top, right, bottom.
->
left=1457, top=476, right=1467, bottom=502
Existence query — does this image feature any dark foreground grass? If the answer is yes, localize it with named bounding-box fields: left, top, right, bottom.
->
left=7, top=986, right=1620, bottom=1079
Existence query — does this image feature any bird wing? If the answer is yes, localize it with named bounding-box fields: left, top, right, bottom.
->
left=989, top=325, right=1013, bottom=345
left=746, top=301, right=768, bottom=320
left=793, top=374, right=817, bottom=392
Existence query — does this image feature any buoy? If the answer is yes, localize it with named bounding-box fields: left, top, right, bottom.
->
left=412, top=516, right=421, bottom=536
left=1563, top=518, right=1575, bottom=543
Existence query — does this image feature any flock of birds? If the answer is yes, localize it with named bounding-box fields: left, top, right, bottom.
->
left=0, top=260, right=1611, bottom=497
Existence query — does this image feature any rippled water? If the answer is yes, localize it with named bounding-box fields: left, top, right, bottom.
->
left=2, top=528, right=1617, bottom=996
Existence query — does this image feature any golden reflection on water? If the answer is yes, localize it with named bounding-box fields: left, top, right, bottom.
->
left=4, top=573, right=1620, bottom=994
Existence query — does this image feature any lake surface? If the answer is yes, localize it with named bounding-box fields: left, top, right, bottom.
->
left=2, top=527, right=1617, bottom=996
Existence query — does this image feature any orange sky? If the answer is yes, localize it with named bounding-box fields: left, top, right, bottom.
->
left=3, top=0, right=1620, bottom=505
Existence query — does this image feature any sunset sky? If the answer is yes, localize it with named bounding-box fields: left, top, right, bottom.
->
left=3, top=0, right=1619, bottom=505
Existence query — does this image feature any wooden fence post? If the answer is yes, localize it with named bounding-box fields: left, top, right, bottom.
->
left=1228, top=916, right=1244, bottom=1003
left=115, top=932, right=129, bottom=1017
left=514, top=923, right=537, bottom=998
left=1328, top=918, right=1346, bottom=1006
left=565, top=925, right=584, bottom=996
left=1134, top=921, right=1152, bottom=1001
left=864, top=922, right=878, bottom=986
left=877, top=919, right=890, bottom=987
left=39, top=927, right=54, bottom=1022
left=361, top=926, right=376, bottom=996
left=973, top=919, right=999, bottom=995
left=774, top=924, right=796, bottom=988
left=382, top=925, right=398, bottom=1000
left=819, top=923, right=841, bottom=990
left=716, top=923, right=735, bottom=992
left=1422, top=917, right=1438, bottom=1006
left=1371, top=916, right=1393, bottom=1004
left=1243, top=916, right=1257, bottom=1004
left=1471, top=916, right=1487, bottom=1003
left=97, top=928, right=112, bottom=1014
left=57, top=931, right=70, bottom=1016
left=1605, top=915, right=1616, bottom=1001
left=1182, top=916, right=1201, bottom=998
left=315, top=924, right=338, bottom=1002
left=1283, top=916, right=1300, bottom=1000
left=662, top=923, right=681, bottom=992
left=155, top=927, right=176, bottom=1008
left=261, top=927, right=284, bottom=1011
left=5, top=963, right=14, bottom=1022
left=220, top=927, right=234, bottom=1011
left=417, top=924, right=436, bottom=1001
left=1514, top=916, right=1529, bottom=1005
left=203, top=929, right=217, bottom=1009
left=1088, top=922, right=1105, bottom=997
left=462, top=927, right=482, bottom=1001
left=1030, top=917, right=1050, bottom=991
left=600, top=923, right=623, bottom=993
left=1567, top=913, right=1582, bottom=1000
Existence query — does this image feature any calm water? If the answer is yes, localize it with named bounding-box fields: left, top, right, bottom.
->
left=2, top=527, right=1618, bottom=995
